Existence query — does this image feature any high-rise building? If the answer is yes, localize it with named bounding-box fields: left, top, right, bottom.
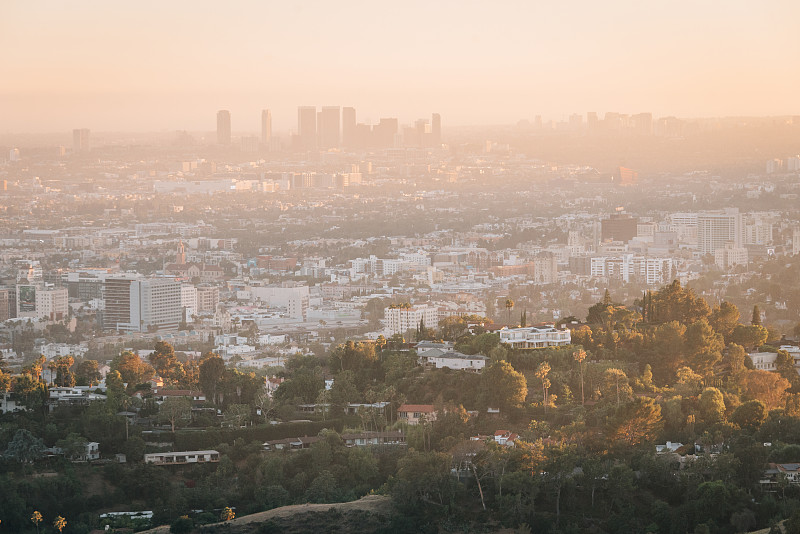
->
left=431, top=113, right=442, bottom=146
left=374, top=118, right=398, bottom=148
left=217, top=110, right=231, bottom=145
left=318, top=106, right=340, bottom=149
left=103, top=277, right=136, bottom=332
left=297, top=106, right=317, bottom=150
left=261, top=109, right=272, bottom=146
left=72, top=128, right=90, bottom=153
left=342, top=107, right=356, bottom=147
left=103, top=277, right=181, bottom=333
left=697, top=208, right=742, bottom=255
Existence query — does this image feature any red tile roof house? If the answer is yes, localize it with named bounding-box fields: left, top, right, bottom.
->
left=493, top=430, right=519, bottom=447
left=397, top=404, right=438, bottom=425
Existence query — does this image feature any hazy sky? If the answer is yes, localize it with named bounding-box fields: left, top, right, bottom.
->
left=2, top=1, right=799, bottom=133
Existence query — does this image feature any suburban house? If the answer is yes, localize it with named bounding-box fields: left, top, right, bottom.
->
left=656, top=441, right=684, bottom=453
left=1, top=392, right=25, bottom=414
left=47, top=387, right=106, bottom=410
left=149, top=388, right=206, bottom=404
left=144, top=450, right=220, bottom=465
left=397, top=404, right=437, bottom=425
left=417, top=348, right=487, bottom=372
left=82, top=442, right=101, bottom=461
left=263, top=436, right=320, bottom=452
left=749, top=352, right=779, bottom=371
left=263, top=431, right=406, bottom=451
left=493, top=430, right=519, bottom=447
left=498, top=324, right=572, bottom=349
left=761, top=463, right=800, bottom=491
left=341, top=430, right=406, bottom=447
left=470, top=430, right=519, bottom=448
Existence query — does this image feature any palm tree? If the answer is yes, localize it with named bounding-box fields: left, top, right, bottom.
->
left=535, top=362, right=551, bottom=412
left=573, top=350, right=587, bottom=405
left=505, top=299, right=514, bottom=324
left=31, top=511, right=43, bottom=534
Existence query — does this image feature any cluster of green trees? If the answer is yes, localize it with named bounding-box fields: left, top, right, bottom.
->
left=7, top=279, right=800, bottom=532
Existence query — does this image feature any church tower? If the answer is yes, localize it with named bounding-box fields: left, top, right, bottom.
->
left=176, top=241, right=186, bottom=264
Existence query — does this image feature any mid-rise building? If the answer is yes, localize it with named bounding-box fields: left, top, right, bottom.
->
left=0, top=288, right=13, bottom=322
left=697, top=208, right=742, bottom=255
left=181, top=284, right=198, bottom=320
left=196, top=285, right=220, bottom=313
left=35, top=287, right=68, bottom=321
left=601, top=213, right=638, bottom=243
left=384, top=304, right=438, bottom=336
left=715, top=244, right=748, bottom=270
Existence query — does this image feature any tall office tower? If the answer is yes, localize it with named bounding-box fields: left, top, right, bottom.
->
left=261, top=109, right=272, bottom=146
left=217, top=110, right=231, bottom=145
left=342, top=107, right=356, bottom=147
left=103, top=277, right=136, bottom=332
left=697, top=208, right=742, bottom=255
left=415, top=119, right=431, bottom=147
left=374, top=118, right=398, bottom=148
left=72, top=128, right=90, bottom=153
left=297, top=106, right=317, bottom=150
left=431, top=113, right=442, bottom=146
left=318, top=106, right=341, bottom=149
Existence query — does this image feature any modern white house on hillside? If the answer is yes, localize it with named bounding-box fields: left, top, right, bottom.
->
left=499, top=324, right=571, bottom=349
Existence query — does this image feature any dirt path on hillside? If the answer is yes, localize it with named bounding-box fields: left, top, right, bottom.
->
left=139, top=494, right=392, bottom=533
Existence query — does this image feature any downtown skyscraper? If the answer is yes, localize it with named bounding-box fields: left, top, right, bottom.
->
left=216, top=110, right=231, bottom=145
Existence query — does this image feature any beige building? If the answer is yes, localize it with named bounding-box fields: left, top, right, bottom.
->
left=397, top=404, right=437, bottom=425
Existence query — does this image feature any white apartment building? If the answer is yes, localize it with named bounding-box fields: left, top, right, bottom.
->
left=249, top=285, right=309, bottom=319
left=697, top=209, right=742, bottom=255
left=181, top=284, right=197, bottom=319
left=384, top=304, right=439, bottom=336
left=499, top=325, right=572, bottom=349
left=130, top=278, right=182, bottom=332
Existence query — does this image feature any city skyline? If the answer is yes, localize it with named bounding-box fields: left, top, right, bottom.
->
left=2, top=1, right=800, bottom=132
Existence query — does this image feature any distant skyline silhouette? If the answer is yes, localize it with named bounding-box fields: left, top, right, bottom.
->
left=2, top=1, right=799, bottom=132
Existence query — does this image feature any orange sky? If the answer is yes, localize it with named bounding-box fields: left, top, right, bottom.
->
left=2, top=1, right=798, bottom=132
